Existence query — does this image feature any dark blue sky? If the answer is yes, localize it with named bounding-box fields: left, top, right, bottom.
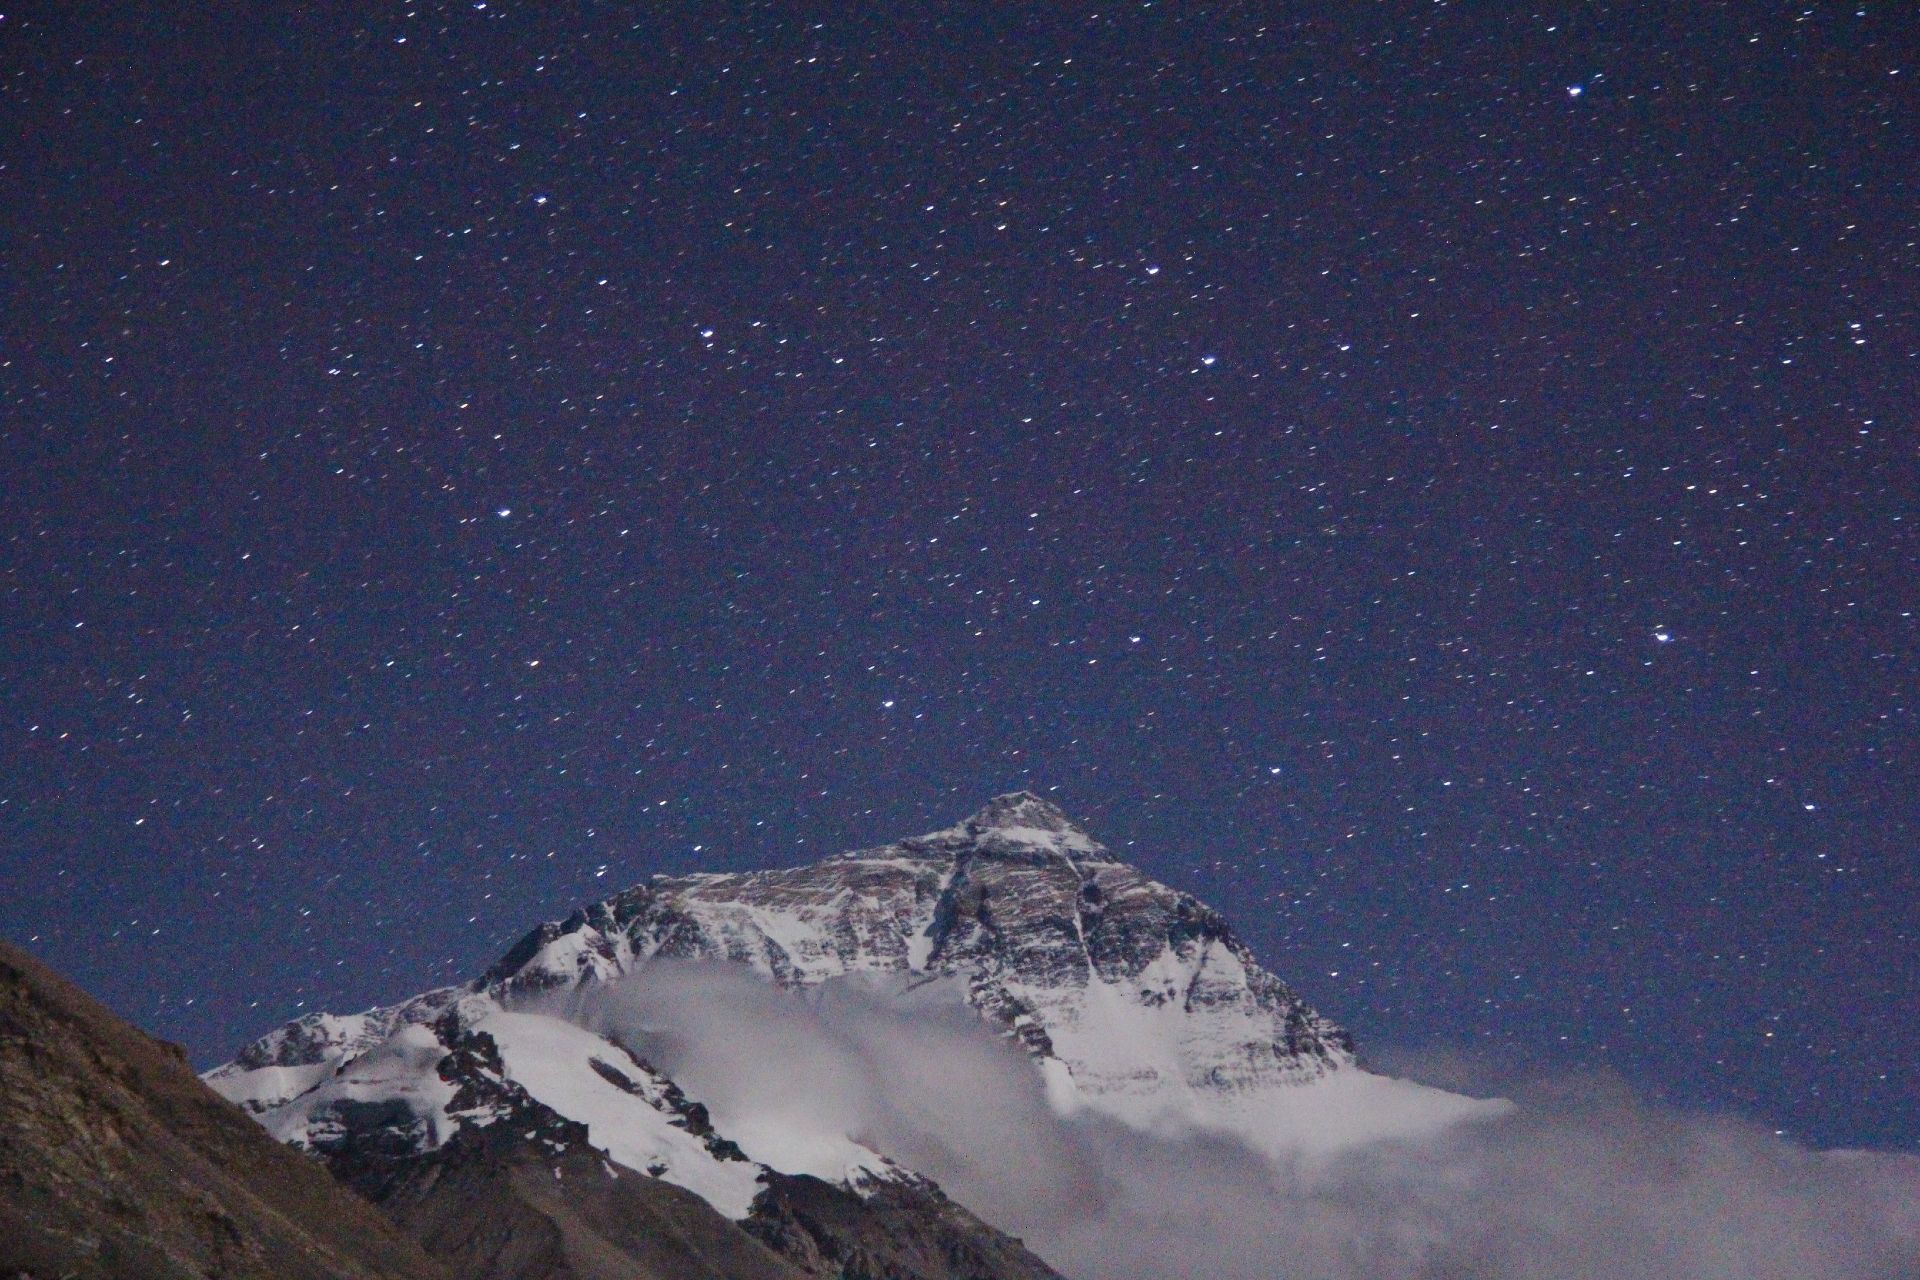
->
left=3, top=3, right=1914, bottom=1150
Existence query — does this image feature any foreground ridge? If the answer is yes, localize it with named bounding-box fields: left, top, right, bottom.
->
left=0, top=939, right=447, bottom=1280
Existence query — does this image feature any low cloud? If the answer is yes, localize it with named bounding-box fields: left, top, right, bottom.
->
left=562, top=964, right=1920, bottom=1280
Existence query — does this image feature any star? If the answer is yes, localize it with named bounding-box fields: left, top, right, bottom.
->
left=5, top=0, right=1910, bottom=1162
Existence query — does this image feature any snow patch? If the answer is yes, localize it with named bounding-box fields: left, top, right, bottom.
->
left=475, top=1006, right=766, bottom=1218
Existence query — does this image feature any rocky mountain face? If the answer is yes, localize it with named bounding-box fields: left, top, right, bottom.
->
left=0, top=938, right=446, bottom=1280
left=493, top=788, right=1362, bottom=1118
left=207, top=792, right=1501, bottom=1279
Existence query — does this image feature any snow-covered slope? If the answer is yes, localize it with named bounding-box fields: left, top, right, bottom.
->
left=206, top=982, right=886, bottom=1218
left=207, top=792, right=1503, bottom=1222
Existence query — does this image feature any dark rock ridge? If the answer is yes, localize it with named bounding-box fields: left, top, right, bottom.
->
left=326, top=1076, right=812, bottom=1280
left=0, top=938, right=446, bottom=1280
left=334, top=1116, right=1062, bottom=1280
left=746, top=1173, right=1063, bottom=1280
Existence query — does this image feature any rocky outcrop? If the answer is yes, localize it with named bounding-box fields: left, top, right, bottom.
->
left=0, top=938, right=446, bottom=1280
left=337, top=1108, right=809, bottom=1280
left=746, top=1173, right=1062, bottom=1280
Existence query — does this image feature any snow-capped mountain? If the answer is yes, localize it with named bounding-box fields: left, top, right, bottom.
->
left=207, top=792, right=1502, bottom=1276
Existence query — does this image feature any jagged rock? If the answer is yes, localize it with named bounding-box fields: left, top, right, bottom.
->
left=746, top=1172, right=1062, bottom=1280
left=361, top=1130, right=810, bottom=1280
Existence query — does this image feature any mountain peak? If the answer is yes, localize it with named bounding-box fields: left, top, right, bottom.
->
left=209, top=791, right=1503, bottom=1268
left=963, top=790, right=1082, bottom=837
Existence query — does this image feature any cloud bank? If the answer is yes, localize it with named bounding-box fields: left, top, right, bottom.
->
left=564, top=964, right=1920, bottom=1280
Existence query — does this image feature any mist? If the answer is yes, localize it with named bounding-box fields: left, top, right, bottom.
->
left=561, top=963, right=1920, bottom=1280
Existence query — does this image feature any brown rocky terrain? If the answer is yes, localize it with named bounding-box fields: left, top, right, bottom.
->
left=0, top=938, right=447, bottom=1280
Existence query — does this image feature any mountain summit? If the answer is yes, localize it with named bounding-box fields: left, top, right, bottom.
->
left=960, top=790, right=1090, bottom=838
left=464, top=788, right=1402, bottom=1133
left=207, top=793, right=1502, bottom=1278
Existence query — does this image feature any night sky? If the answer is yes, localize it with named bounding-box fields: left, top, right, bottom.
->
left=3, top=4, right=1914, bottom=1152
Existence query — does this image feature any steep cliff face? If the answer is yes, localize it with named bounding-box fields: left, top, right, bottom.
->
left=205, top=793, right=1501, bottom=1278
left=0, top=939, right=446, bottom=1280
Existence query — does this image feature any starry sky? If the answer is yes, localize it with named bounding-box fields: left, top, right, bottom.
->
left=3, top=3, right=1914, bottom=1151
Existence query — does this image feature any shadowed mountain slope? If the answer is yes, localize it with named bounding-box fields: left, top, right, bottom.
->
left=0, top=938, right=447, bottom=1280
